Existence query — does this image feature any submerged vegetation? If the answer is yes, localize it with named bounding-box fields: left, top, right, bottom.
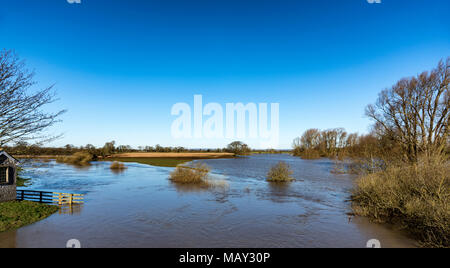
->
left=170, top=163, right=211, bottom=185
left=110, top=161, right=127, bottom=170
left=56, top=152, right=94, bottom=166
left=267, top=161, right=294, bottom=182
left=0, top=201, right=58, bottom=233
left=169, top=163, right=229, bottom=190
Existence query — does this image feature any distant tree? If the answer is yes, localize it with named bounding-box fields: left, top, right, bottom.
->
left=117, top=145, right=132, bottom=153
left=12, top=141, right=29, bottom=155
left=292, top=137, right=302, bottom=156
left=65, top=144, right=75, bottom=150
left=0, top=50, right=65, bottom=146
left=155, top=144, right=163, bottom=152
left=366, top=58, right=449, bottom=162
left=226, top=141, right=251, bottom=155
left=85, top=144, right=97, bottom=154
left=102, top=141, right=116, bottom=156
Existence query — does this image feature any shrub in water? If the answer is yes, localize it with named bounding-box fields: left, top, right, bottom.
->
left=56, top=152, right=94, bottom=166
left=267, top=161, right=294, bottom=182
left=110, top=161, right=127, bottom=170
left=169, top=163, right=211, bottom=185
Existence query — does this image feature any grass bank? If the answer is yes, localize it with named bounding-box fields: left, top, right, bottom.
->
left=0, top=201, right=58, bottom=232
left=352, top=158, right=449, bottom=247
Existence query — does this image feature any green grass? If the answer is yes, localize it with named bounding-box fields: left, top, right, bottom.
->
left=0, top=201, right=58, bottom=232
left=104, top=157, right=194, bottom=167
left=16, top=177, right=31, bottom=187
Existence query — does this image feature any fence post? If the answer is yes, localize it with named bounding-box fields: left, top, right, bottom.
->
left=39, top=192, right=43, bottom=203
left=21, top=190, right=24, bottom=201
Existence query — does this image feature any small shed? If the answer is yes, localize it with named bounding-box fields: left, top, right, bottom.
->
left=0, top=150, right=19, bottom=203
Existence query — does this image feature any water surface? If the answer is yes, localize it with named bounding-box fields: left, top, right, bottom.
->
left=0, top=155, right=417, bottom=248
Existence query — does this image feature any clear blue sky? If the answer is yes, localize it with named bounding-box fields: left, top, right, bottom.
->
left=1, top=0, right=449, bottom=149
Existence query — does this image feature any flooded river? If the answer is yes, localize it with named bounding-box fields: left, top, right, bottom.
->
left=0, top=155, right=417, bottom=248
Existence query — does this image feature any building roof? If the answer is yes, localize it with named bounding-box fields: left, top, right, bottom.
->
left=0, top=150, right=19, bottom=165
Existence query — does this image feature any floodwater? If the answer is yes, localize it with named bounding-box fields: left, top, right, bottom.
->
left=0, top=155, right=417, bottom=248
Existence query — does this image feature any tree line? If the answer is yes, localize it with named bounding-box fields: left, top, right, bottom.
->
left=3, top=140, right=256, bottom=157
left=293, top=57, right=449, bottom=169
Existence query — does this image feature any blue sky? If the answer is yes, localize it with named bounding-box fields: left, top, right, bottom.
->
left=0, top=0, right=449, bottom=149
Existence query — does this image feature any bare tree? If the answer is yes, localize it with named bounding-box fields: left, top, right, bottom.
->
left=300, top=128, right=321, bottom=150
left=0, top=50, right=65, bottom=146
left=366, top=57, right=449, bottom=162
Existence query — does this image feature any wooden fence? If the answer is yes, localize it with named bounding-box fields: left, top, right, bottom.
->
left=16, top=189, right=84, bottom=205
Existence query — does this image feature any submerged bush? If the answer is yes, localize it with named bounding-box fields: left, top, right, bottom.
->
left=110, top=161, right=127, bottom=170
left=352, top=157, right=450, bottom=247
left=267, top=161, right=294, bottom=182
left=56, top=152, right=94, bottom=166
left=169, top=163, right=211, bottom=185
left=298, top=149, right=321, bottom=160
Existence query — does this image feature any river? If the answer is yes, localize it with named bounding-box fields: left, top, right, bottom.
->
left=0, top=154, right=417, bottom=248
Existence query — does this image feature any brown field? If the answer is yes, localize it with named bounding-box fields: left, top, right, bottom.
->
left=109, top=152, right=235, bottom=159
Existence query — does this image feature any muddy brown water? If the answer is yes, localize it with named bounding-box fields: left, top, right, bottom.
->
left=0, top=155, right=417, bottom=248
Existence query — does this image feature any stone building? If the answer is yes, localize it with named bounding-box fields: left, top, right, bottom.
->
left=0, top=150, right=19, bottom=203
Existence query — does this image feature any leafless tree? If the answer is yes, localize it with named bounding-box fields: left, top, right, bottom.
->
left=366, top=57, right=449, bottom=162
left=346, top=133, right=359, bottom=148
left=300, top=128, right=321, bottom=149
left=0, top=50, right=65, bottom=146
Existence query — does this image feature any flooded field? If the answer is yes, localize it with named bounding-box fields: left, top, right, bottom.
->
left=0, top=155, right=417, bottom=248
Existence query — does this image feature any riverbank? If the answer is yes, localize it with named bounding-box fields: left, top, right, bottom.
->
left=352, top=158, right=449, bottom=248
left=0, top=201, right=58, bottom=232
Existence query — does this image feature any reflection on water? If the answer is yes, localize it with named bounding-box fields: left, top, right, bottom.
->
left=58, top=204, right=84, bottom=215
left=111, top=169, right=126, bottom=175
left=0, top=155, right=418, bottom=248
